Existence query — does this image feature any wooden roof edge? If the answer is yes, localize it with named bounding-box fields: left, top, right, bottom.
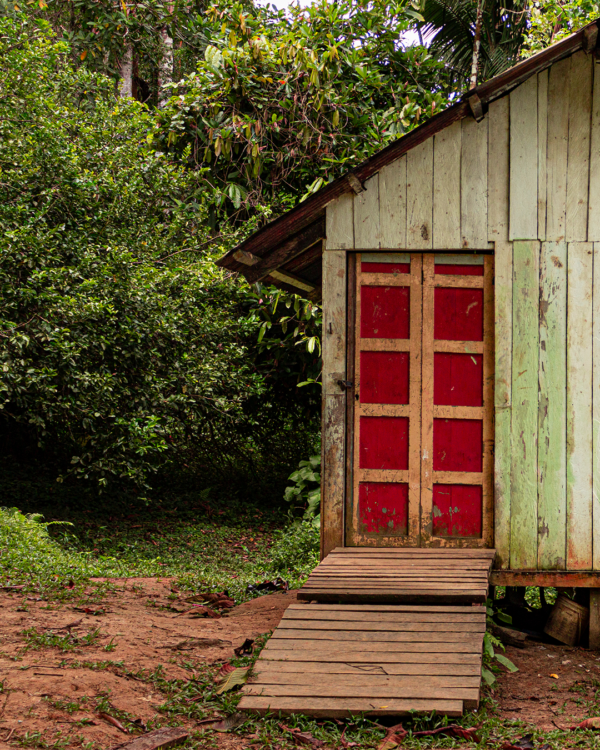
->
left=217, top=19, right=599, bottom=276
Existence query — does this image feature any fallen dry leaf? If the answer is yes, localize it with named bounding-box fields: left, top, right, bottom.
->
left=215, top=663, right=236, bottom=682
left=575, top=717, right=600, bottom=730
left=98, top=712, right=128, bottom=734
left=278, top=723, right=324, bottom=747
left=234, top=638, right=254, bottom=656
left=207, top=712, right=247, bottom=732
left=375, top=722, right=407, bottom=750
left=215, top=667, right=249, bottom=695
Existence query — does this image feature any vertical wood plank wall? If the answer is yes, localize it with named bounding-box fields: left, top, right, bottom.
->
left=322, top=51, right=600, bottom=568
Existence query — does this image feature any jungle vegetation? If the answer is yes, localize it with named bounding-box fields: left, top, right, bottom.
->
left=0, top=0, right=597, bottom=508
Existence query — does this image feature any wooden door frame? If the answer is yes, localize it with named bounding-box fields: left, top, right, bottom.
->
left=344, top=250, right=495, bottom=549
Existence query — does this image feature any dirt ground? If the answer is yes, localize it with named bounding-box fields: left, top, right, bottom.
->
left=493, top=639, right=600, bottom=731
left=0, top=578, right=294, bottom=749
left=1, top=580, right=600, bottom=748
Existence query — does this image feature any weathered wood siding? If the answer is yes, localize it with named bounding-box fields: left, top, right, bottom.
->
left=322, top=50, right=600, bottom=568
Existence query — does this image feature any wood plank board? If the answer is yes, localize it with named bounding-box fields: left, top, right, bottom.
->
left=433, top=120, right=461, bottom=248
left=263, top=639, right=482, bottom=652
left=354, top=174, right=380, bottom=249
left=328, top=547, right=496, bottom=556
left=537, top=69, right=548, bottom=240
left=487, top=97, right=509, bottom=243
left=594, top=242, right=600, bottom=570
left=566, top=242, right=594, bottom=569
left=321, top=250, right=347, bottom=558
left=273, top=630, right=483, bottom=641
left=537, top=241, right=567, bottom=570
left=261, top=650, right=481, bottom=664
left=249, top=673, right=482, bottom=689
left=566, top=51, right=593, bottom=242
left=546, top=57, right=570, bottom=241
left=494, top=241, right=513, bottom=568
left=325, top=192, right=354, bottom=250
left=379, top=156, right=407, bottom=248
left=510, top=241, right=540, bottom=569
left=406, top=139, right=433, bottom=249
left=280, top=615, right=485, bottom=627
left=588, top=62, right=600, bottom=240
left=509, top=75, right=538, bottom=240
left=238, top=697, right=464, bottom=718
left=253, top=662, right=481, bottom=676
left=241, top=602, right=485, bottom=717
left=286, top=603, right=486, bottom=612
left=461, top=116, right=488, bottom=248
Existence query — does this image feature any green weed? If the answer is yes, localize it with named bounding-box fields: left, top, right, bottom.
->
left=21, top=627, right=102, bottom=653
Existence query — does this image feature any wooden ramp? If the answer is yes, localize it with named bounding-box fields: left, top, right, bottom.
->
left=297, top=547, right=495, bottom=604
left=240, top=548, right=495, bottom=718
left=240, top=602, right=487, bottom=717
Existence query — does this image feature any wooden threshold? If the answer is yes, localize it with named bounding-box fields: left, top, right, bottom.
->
left=298, top=547, right=495, bottom=604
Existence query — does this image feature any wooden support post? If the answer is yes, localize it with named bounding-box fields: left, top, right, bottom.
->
left=589, top=589, right=600, bottom=649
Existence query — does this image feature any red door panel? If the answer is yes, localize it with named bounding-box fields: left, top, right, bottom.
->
left=433, top=419, right=483, bottom=472
left=361, top=286, right=410, bottom=339
left=359, top=417, right=409, bottom=470
left=361, top=351, right=410, bottom=404
left=432, top=485, right=483, bottom=538
left=359, top=483, right=409, bottom=535
left=434, top=288, right=484, bottom=341
left=434, top=353, right=483, bottom=406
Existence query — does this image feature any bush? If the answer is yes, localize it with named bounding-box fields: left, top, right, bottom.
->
left=0, top=507, right=124, bottom=594
left=0, top=17, right=265, bottom=492
left=269, top=519, right=320, bottom=575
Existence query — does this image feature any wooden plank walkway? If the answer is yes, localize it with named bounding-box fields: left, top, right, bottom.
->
left=297, top=548, right=495, bottom=604
left=239, top=603, right=487, bottom=718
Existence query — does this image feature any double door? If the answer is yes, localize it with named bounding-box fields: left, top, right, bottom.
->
left=346, top=252, right=494, bottom=548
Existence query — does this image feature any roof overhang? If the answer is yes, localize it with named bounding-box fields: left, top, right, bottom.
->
left=217, top=20, right=599, bottom=293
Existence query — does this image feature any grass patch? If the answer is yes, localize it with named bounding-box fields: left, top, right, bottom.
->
left=0, top=494, right=319, bottom=603
left=21, top=627, right=103, bottom=653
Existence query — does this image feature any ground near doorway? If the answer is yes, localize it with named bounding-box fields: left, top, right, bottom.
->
left=3, top=583, right=600, bottom=750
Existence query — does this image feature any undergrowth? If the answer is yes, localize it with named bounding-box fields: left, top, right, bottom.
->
left=0, top=499, right=319, bottom=603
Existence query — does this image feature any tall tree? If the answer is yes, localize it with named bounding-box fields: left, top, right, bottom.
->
left=417, top=0, right=528, bottom=88
left=157, top=0, right=454, bottom=221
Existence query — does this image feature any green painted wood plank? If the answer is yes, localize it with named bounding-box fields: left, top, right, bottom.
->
left=537, top=241, right=567, bottom=570
left=510, top=241, right=540, bottom=569
left=594, top=243, right=600, bottom=570
left=567, top=242, right=594, bottom=570
left=494, top=241, right=513, bottom=568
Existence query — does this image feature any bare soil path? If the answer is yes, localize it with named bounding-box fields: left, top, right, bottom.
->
left=2, top=580, right=600, bottom=749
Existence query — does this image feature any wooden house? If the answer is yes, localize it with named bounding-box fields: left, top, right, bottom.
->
left=218, top=20, right=600, bottom=718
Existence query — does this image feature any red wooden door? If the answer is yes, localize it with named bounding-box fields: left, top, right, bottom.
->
left=346, top=252, right=494, bottom=548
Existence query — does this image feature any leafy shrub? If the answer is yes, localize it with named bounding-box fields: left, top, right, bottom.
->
left=284, top=454, right=321, bottom=527
left=0, top=507, right=123, bottom=593
left=0, top=17, right=267, bottom=492
left=269, top=519, right=320, bottom=574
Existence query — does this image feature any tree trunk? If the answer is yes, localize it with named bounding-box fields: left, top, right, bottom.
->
left=469, top=0, right=484, bottom=89
left=119, top=43, right=133, bottom=98
left=157, top=24, right=174, bottom=106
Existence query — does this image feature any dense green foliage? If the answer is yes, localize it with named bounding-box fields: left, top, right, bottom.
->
left=158, top=0, right=453, bottom=218
left=0, top=19, right=275, bottom=490
left=0, top=496, right=319, bottom=602
left=2, top=0, right=596, bottom=508
left=524, top=0, right=600, bottom=54
left=418, top=0, right=528, bottom=86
